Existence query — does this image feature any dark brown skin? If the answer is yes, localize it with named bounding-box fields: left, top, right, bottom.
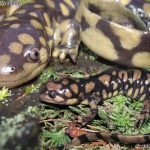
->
left=40, top=68, right=150, bottom=149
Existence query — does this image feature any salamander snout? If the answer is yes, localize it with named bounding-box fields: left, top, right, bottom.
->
left=40, top=78, right=80, bottom=105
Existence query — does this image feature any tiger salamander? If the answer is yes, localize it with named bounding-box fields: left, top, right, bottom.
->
left=0, top=0, right=150, bottom=88
left=40, top=68, right=150, bottom=148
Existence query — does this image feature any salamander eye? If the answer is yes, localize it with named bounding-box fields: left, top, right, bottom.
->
left=29, top=47, right=40, bottom=61
left=48, top=90, right=56, bottom=98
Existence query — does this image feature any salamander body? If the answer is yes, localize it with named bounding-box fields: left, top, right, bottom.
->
left=40, top=68, right=150, bottom=126
left=40, top=68, right=150, bottom=148
left=0, top=0, right=150, bottom=88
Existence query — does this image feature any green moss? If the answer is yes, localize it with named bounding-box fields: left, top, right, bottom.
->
left=96, top=95, right=150, bottom=134
left=25, top=83, right=40, bottom=94
left=0, top=87, right=11, bottom=101
left=41, top=128, right=70, bottom=148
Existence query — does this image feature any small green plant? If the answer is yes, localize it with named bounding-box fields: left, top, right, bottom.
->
left=38, top=67, right=59, bottom=84
left=25, top=83, right=40, bottom=94
left=0, top=87, right=11, bottom=101
left=41, top=128, right=70, bottom=148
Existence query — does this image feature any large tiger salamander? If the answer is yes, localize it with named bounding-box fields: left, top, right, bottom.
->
left=0, top=0, right=150, bottom=88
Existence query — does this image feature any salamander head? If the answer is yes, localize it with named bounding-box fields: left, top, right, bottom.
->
left=40, top=78, right=80, bottom=105
left=0, top=20, right=50, bottom=88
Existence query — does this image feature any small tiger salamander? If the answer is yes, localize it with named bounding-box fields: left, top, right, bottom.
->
left=40, top=68, right=150, bottom=148
left=0, top=0, right=150, bottom=88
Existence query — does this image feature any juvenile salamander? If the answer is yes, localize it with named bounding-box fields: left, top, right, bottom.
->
left=0, top=0, right=150, bottom=88
left=40, top=68, right=150, bottom=148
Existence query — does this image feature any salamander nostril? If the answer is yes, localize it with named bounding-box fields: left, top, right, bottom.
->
left=11, top=67, right=15, bottom=72
left=48, top=90, right=56, bottom=98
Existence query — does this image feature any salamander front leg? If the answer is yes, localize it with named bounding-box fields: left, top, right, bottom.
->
left=75, top=99, right=99, bottom=127
left=53, top=19, right=81, bottom=63
left=135, top=99, right=150, bottom=128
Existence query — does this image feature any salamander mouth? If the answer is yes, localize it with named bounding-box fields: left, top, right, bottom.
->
left=40, top=94, right=67, bottom=105
left=40, top=94, right=60, bottom=104
left=40, top=94, right=52, bottom=102
left=0, top=63, right=47, bottom=88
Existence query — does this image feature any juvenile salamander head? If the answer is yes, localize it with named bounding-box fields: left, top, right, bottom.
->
left=0, top=19, right=50, bottom=88
left=40, top=78, right=80, bottom=105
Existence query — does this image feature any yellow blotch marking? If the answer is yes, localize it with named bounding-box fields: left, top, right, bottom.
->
left=43, top=13, right=51, bottom=27
left=18, top=33, right=35, bottom=45
left=127, top=88, right=133, bottom=96
left=23, top=63, right=38, bottom=73
left=5, top=16, right=18, bottom=21
left=140, top=94, right=146, bottom=101
left=113, top=82, right=118, bottom=90
left=98, top=75, right=110, bottom=87
left=111, top=24, right=142, bottom=50
left=52, top=47, right=60, bottom=58
left=46, top=82, right=62, bottom=91
left=54, top=96, right=65, bottom=103
left=113, top=90, right=118, bottom=96
left=82, top=28, right=119, bottom=61
left=45, top=27, right=53, bottom=37
left=48, top=40, right=53, bottom=51
left=133, top=70, right=141, bottom=81
left=81, top=99, right=89, bottom=105
left=85, top=82, right=95, bottom=93
left=77, top=5, right=100, bottom=27
left=143, top=3, right=150, bottom=14
left=133, top=89, right=139, bottom=99
left=70, top=84, right=79, bottom=94
left=6, top=5, right=20, bottom=16
left=102, top=89, right=107, bottom=99
left=119, top=0, right=131, bottom=6
left=46, top=0, right=55, bottom=8
left=39, top=47, right=48, bottom=63
left=29, top=12, right=38, bottom=18
left=9, top=42, right=23, bottom=55
left=65, top=90, right=72, bottom=98
left=53, top=19, right=59, bottom=27
left=34, top=4, right=44, bottom=9
left=10, top=23, right=20, bottom=28
left=118, top=71, right=128, bottom=82
left=140, top=86, right=144, bottom=94
left=60, top=3, right=69, bottom=16
left=129, top=78, right=133, bottom=84
left=14, top=9, right=26, bottom=15
left=30, top=19, right=43, bottom=29
left=108, top=92, right=112, bottom=98
left=132, top=52, right=150, bottom=68
left=66, top=98, right=78, bottom=105
left=125, top=84, right=129, bottom=90
left=39, top=36, right=47, bottom=47
left=64, top=0, right=75, bottom=8
left=0, top=55, right=11, bottom=68
left=90, top=101, right=97, bottom=109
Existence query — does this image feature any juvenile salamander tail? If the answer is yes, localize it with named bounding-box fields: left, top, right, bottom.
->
left=51, top=132, right=150, bottom=150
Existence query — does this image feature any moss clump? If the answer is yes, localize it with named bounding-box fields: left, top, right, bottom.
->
left=0, top=87, right=11, bottom=101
